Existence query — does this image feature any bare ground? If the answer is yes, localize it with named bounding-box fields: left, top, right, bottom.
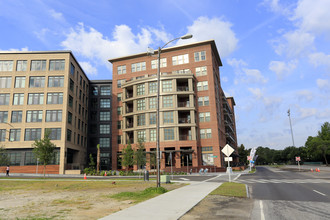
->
left=0, top=180, right=182, bottom=220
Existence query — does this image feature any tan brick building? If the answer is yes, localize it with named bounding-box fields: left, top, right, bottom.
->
left=0, top=51, right=89, bottom=174
left=109, top=40, right=238, bottom=171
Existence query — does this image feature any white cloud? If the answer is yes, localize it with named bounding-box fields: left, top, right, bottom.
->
left=263, top=0, right=291, bottom=16
left=297, top=107, right=317, bottom=119
left=221, top=76, right=228, bottom=83
left=243, top=68, right=268, bottom=84
left=308, top=52, right=330, bottom=68
left=0, top=47, right=29, bottom=51
left=292, top=0, right=330, bottom=35
left=80, top=61, right=98, bottom=76
left=248, top=87, right=263, bottom=99
left=49, top=9, right=64, bottom=22
left=269, top=59, right=298, bottom=80
left=185, top=16, right=238, bottom=57
left=316, top=78, right=330, bottom=91
left=295, top=90, right=313, bottom=102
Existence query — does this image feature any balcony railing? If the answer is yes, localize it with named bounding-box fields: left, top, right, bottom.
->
left=126, top=122, right=134, bottom=128
left=178, top=101, right=190, bottom=107
left=177, top=86, right=189, bottom=91
left=179, top=135, right=192, bottom=141
left=126, top=107, right=133, bottom=113
left=126, top=93, right=133, bottom=99
left=179, top=118, right=191, bottom=124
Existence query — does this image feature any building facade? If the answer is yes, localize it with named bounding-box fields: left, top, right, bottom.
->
left=0, top=51, right=89, bottom=174
left=109, top=40, right=238, bottom=171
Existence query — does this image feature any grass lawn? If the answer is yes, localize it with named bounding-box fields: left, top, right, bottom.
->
left=210, top=182, right=247, bottom=198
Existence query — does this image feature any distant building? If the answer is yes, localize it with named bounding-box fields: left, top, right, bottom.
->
left=109, top=40, right=238, bottom=172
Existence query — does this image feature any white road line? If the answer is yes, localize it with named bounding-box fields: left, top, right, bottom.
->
left=260, top=200, right=265, bottom=220
left=233, top=174, right=241, bottom=181
left=313, top=190, right=326, bottom=196
left=179, top=178, right=190, bottom=181
left=203, top=174, right=222, bottom=182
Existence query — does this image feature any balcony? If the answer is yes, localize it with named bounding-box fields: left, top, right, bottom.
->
left=178, top=101, right=190, bottom=107
left=179, top=134, right=192, bottom=141
left=177, top=86, right=189, bottom=91
left=179, top=117, right=191, bottom=124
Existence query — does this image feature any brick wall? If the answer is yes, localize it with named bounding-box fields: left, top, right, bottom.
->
left=0, top=165, right=59, bottom=174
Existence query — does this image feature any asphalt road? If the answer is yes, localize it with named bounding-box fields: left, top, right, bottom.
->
left=237, top=166, right=330, bottom=220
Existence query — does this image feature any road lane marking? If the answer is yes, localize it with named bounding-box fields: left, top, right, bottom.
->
left=233, top=174, right=241, bottom=181
left=313, top=190, right=326, bottom=196
left=179, top=178, right=190, bottom=181
left=260, top=200, right=265, bottom=220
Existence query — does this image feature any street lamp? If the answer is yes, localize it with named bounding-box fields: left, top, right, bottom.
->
left=150, top=34, right=193, bottom=187
left=287, top=109, right=295, bottom=147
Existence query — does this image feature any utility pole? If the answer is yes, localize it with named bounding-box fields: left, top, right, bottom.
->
left=287, top=109, right=295, bottom=147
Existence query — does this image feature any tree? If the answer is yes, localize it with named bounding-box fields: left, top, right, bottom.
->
left=238, top=144, right=248, bottom=165
left=96, top=144, right=100, bottom=173
left=121, top=141, right=134, bottom=172
left=32, top=130, right=56, bottom=176
left=305, top=122, right=330, bottom=165
left=135, top=139, right=146, bottom=170
left=0, top=145, right=9, bottom=166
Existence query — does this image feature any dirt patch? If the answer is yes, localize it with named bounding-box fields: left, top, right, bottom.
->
left=180, top=195, right=253, bottom=220
left=0, top=180, right=182, bottom=220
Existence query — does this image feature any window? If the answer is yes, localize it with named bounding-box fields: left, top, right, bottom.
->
left=137, top=130, right=146, bottom=142
left=149, top=113, right=156, bottom=125
left=197, top=81, right=208, bottom=91
left=172, top=69, right=191, bottom=75
left=137, top=84, right=145, bottom=96
left=117, top=121, right=121, bottom=129
left=15, top=76, right=25, bottom=88
left=31, top=60, right=46, bottom=71
left=16, top=60, right=27, bottom=71
left=117, top=107, right=122, bottom=115
left=28, top=93, right=44, bottom=105
left=47, top=93, right=63, bottom=104
left=100, top=99, right=111, bottom=108
left=47, top=128, right=61, bottom=140
left=0, top=60, right=14, bottom=71
left=100, top=111, right=111, bottom=121
left=70, top=63, right=75, bottom=76
left=151, top=58, right=167, bottom=69
left=172, top=54, right=189, bottom=65
left=202, top=146, right=213, bottom=152
left=46, top=110, right=62, bottom=122
left=100, top=86, right=111, bottom=95
left=149, top=82, right=157, bottom=94
left=117, top=79, right=125, bottom=88
left=198, top=96, right=209, bottom=106
left=0, top=77, right=11, bottom=88
left=0, top=111, right=8, bottom=123
left=162, top=80, right=172, bottom=92
left=163, top=111, right=174, bottom=123
left=68, top=112, right=72, bottom=124
left=199, top=112, right=210, bottom=122
left=0, top=94, right=10, bottom=105
left=137, top=114, right=145, bottom=126
left=92, top=86, right=98, bottom=95
left=69, top=95, right=73, bottom=107
left=137, top=99, right=145, bottom=111
left=100, top=138, right=110, bottom=148
left=200, top=128, right=212, bottom=139
left=26, top=110, right=43, bottom=122
left=11, top=111, right=22, bottom=123
left=100, top=124, right=110, bottom=134
left=0, top=129, right=5, bottom=142
left=49, top=60, right=65, bottom=71
left=9, top=129, right=21, bottom=141
left=117, top=135, right=122, bottom=144
left=131, top=62, right=146, bottom=72
left=80, top=76, right=82, bottom=86
left=164, top=128, right=174, bottom=140
left=13, top=93, right=24, bottom=105
left=117, top=65, right=126, bottom=75
left=149, top=97, right=157, bottom=109
left=25, top=128, right=41, bottom=141
left=69, top=79, right=74, bottom=92
left=194, top=51, right=206, bottom=62
left=150, top=129, right=156, bottom=142
left=29, top=76, right=45, bottom=88
left=67, top=129, right=72, bottom=141
left=196, top=66, right=207, bottom=76
left=163, top=95, right=173, bottom=108
left=48, top=76, right=64, bottom=87
left=117, top=93, right=122, bottom=101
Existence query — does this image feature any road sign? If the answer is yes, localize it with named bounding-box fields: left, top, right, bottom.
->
left=222, top=144, right=234, bottom=157
left=212, top=156, right=218, bottom=158
left=295, top=156, right=301, bottom=161
left=225, top=157, right=233, bottom=161
left=247, top=156, right=252, bottom=160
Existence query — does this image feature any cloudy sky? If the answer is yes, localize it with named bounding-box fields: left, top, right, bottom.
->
left=1, top=0, right=329, bottom=150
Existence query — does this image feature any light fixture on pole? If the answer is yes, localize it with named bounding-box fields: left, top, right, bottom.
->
left=287, top=109, right=295, bottom=147
left=149, top=34, right=193, bottom=187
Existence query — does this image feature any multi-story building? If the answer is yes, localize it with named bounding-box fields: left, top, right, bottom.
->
left=87, top=80, right=112, bottom=170
left=0, top=51, right=90, bottom=174
left=109, top=40, right=238, bottom=171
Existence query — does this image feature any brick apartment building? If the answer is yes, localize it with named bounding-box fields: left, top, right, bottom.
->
left=109, top=40, right=238, bottom=172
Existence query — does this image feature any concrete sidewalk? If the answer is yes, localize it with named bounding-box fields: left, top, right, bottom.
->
left=99, top=180, right=222, bottom=220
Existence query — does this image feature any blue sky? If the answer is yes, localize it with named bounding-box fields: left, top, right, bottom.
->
left=1, top=0, right=329, bottom=150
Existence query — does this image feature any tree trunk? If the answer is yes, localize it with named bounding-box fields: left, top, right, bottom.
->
left=97, top=144, right=100, bottom=173
left=43, top=164, right=46, bottom=177
left=323, top=153, right=328, bottom=166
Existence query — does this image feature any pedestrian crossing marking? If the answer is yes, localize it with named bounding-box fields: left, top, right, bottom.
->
left=235, top=178, right=330, bottom=184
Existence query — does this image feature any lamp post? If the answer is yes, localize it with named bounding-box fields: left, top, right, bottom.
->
left=154, top=34, right=193, bottom=187
left=287, top=109, right=295, bottom=147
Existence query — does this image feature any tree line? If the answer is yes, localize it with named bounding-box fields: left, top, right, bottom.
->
left=238, top=122, right=330, bottom=166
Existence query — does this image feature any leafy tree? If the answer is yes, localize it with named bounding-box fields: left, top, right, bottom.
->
left=135, top=139, right=146, bottom=170
left=32, top=130, right=56, bottom=176
left=0, top=145, right=9, bottom=166
left=122, top=141, right=134, bottom=172
left=305, top=122, right=330, bottom=165
left=238, top=144, right=249, bottom=165
left=96, top=144, right=100, bottom=173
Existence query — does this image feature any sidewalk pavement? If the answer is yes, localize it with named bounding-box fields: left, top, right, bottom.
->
left=99, top=179, right=222, bottom=220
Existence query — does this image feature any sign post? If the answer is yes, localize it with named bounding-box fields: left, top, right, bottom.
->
left=295, top=156, right=301, bottom=171
left=222, top=144, right=234, bottom=182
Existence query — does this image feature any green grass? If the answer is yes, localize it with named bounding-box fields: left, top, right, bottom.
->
left=248, top=168, right=256, bottom=173
left=110, top=187, right=168, bottom=203
left=210, top=182, right=246, bottom=198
